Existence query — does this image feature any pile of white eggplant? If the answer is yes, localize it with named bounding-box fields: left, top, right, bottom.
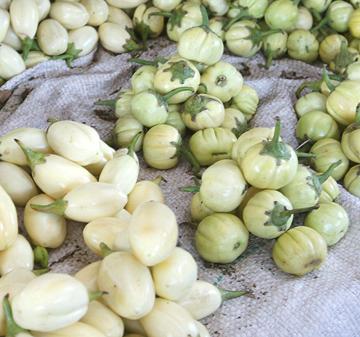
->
left=0, top=120, right=247, bottom=337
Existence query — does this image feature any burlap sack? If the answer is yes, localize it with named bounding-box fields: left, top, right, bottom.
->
left=1, top=40, right=359, bottom=337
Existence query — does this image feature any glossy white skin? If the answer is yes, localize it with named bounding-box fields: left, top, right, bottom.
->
left=0, top=185, right=18, bottom=251
left=126, top=180, right=164, bottom=213
left=129, top=201, right=178, bottom=266
left=3, top=26, right=22, bottom=51
left=153, top=0, right=181, bottom=11
left=32, top=154, right=96, bottom=199
left=98, top=252, right=155, bottom=320
left=105, top=0, right=147, bottom=9
left=195, top=321, right=211, bottom=337
left=32, top=322, right=106, bottom=337
left=81, top=0, right=109, bottom=26
left=107, top=6, right=133, bottom=28
left=69, top=26, right=99, bottom=56
left=75, top=261, right=101, bottom=292
left=0, top=128, right=51, bottom=166
left=83, top=217, right=129, bottom=255
left=99, top=22, right=131, bottom=53
left=0, top=162, right=38, bottom=206
left=47, top=120, right=102, bottom=166
left=50, top=1, right=89, bottom=29
left=152, top=247, right=198, bottom=301
left=114, top=208, right=131, bottom=222
left=176, top=280, right=221, bottom=320
left=35, top=0, right=51, bottom=20
left=81, top=301, right=124, bottom=337
left=63, top=182, right=127, bottom=222
left=12, top=273, right=89, bottom=332
left=99, top=152, right=139, bottom=195
left=200, top=159, right=246, bottom=212
left=0, top=269, right=35, bottom=336
left=37, top=18, right=68, bottom=56
left=25, top=194, right=67, bottom=248
left=25, top=51, right=50, bottom=68
left=294, top=92, right=327, bottom=117
left=0, top=9, right=9, bottom=43
left=10, top=0, right=39, bottom=39
left=140, top=298, right=199, bottom=337
left=0, top=234, right=34, bottom=276
left=0, top=44, right=26, bottom=80
left=178, top=27, right=224, bottom=65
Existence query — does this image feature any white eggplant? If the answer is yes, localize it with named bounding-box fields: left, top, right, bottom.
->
left=25, top=51, right=50, bottom=68
left=75, top=261, right=101, bottom=292
left=0, top=234, right=34, bottom=276
left=31, top=182, right=127, bottom=223
left=47, top=120, right=102, bottom=166
left=85, top=140, right=115, bottom=176
left=0, top=269, right=35, bottom=336
left=129, top=201, right=178, bottom=266
left=99, top=22, right=135, bottom=53
left=35, top=0, right=51, bottom=20
left=0, top=9, right=9, bottom=43
left=152, top=247, right=198, bottom=301
left=97, top=252, right=155, bottom=319
left=3, top=26, right=22, bottom=51
left=37, top=19, right=69, bottom=56
left=0, top=185, right=18, bottom=251
left=107, top=6, right=133, bottom=28
left=10, top=0, right=39, bottom=40
left=106, top=0, right=147, bottom=9
left=153, top=0, right=181, bottom=11
left=50, top=1, right=89, bottom=29
left=140, top=298, right=199, bottom=337
left=17, top=140, right=96, bottom=199
left=68, top=26, right=99, bottom=56
left=24, top=194, right=67, bottom=249
left=0, top=44, right=26, bottom=80
left=81, top=0, right=109, bottom=26
left=195, top=321, right=211, bottom=337
left=83, top=217, right=130, bottom=255
left=11, top=273, right=90, bottom=332
left=81, top=301, right=124, bottom=337
left=32, top=322, right=106, bottom=337
left=0, top=128, right=51, bottom=166
left=0, top=162, right=38, bottom=207
left=126, top=177, right=164, bottom=213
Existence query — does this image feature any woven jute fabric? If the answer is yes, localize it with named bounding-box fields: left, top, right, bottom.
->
left=1, top=40, right=359, bottom=337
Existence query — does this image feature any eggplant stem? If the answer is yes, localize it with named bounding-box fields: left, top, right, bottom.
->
left=14, top=139, right=46, bottom=170
left=34, top=246, right=49, bottom=269
left=317, top=160, right=342, bottom=184
left=179, top=185, right=200, bottom=193
left=281, top=205, right=319, bottom=217
left=89, top=291, right=108, bottom=302
left=30, top=199, right=68, bottom=216
left=2, top=295, right=28, bottom=337
left=218, top=288, right=249, bottom=302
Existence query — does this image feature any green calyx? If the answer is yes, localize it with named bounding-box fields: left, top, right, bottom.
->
left=150, top=7, right=187, bottom=30
left=312, top=160, right=342, bottom=195
left=30, top=199, right=68, bottom=216
left=152, top=175, right=166, bottom=185
left=128, top=56, right=167, bottom=66
left=34, top=246, right=49, bottom=269
left=51, top=43, right=82, bottom=68
left=232, top=117, right=248, bottom=138
left=260, top=118, right=291, bottom=163
left=3, top=295, right=28, bottom=337
left=199, top=5, right=209, bottom=28
left=333, top=41, right=357, bottom=75
left=15, top=139, right=46, bottom=171
left=171, top=140, right=201, bottom=176
left=33, top=268, right=49, bottom=276
left=88, top=290, right=107, bottom=302
left=184, top=94, right=215, bottom=121
left=223, top=9, right=250, bottom=31
left=99, top=242, right=113, bottom=257
left=164, top=61, right=195, bottom=84
left=246, top=28, right=282, bottom=48
left=22, top=37, right=40, bottom=61
left=218, top=287, right=249, bottom=302
left=311, top=16, right=329, bottom=33
left=127, top=131, right=143, bottom=157
left=265, top=202, right=318, bottom=229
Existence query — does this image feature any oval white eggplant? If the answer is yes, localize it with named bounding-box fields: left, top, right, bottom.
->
left=32, top=322, right=106, bottom=337
left=129, top=201, right=178, bottom=266
left=50, top=1, right=89, bottom=29
left=11, top=273, right=90, bottom=332
left=68, top=26, right=98, bottom=56
left=75, top=261, right=101, bottom=292
left=107, top=6, right=132, bottom=29
left=81, top=301, right=124, bottom=337
left=0, top=43, right=26, bottom=80
left=10, top=0, right=39, bottom=39
left=35, top=0, right=51, bottom=20
left=83, top=217, right=129, bottom=255
left=152, top=247, right=198, bottom=301
left=98, top=22, right=131, bottom=53
left=140, top=298, right=199, bottom=337
left=81, top=0, right=109, bottom=26
left=97, top=251, right=155, bottom=320
left=3, top=26, right=22, bottom=51
left=0, top=234, right=34, bottom=276
left=0, top=162, right=38, bottom=206
left=0, top=185, right=18, bottom=251
left=24, top=194, right=67, bottom=248
left=0, top=9, right=10, bottom=43
left=0, top=127, right=51, bottom=166
left=47, top=120, right=102, bottom=166
left=37, top=19, right=69, bottom=56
